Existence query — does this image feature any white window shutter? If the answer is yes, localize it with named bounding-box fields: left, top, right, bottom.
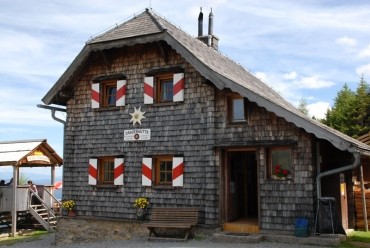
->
left=88, top=158, right=98, bottom=185
left=142, top=157, right=152, bottom=186
left=144, top=76, right=154, bottom=104
left=173, top=73, right=184, bottom=102
left=116, top=80, right=126, bottom=107
left=114, top=158, right=124, bottom=185
left=172, top=157, right=184, bottom=187
left=91, top=83, right=100, bottom=108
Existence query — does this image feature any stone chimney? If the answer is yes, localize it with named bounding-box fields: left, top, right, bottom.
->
left=196, top=8, right=219, bottom=50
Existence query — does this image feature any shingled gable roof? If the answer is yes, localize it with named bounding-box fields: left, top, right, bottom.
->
left=42, top=8, right=370, bottom=155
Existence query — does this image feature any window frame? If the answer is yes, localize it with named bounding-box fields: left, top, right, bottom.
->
left=98, top=157, right=115, bottom=185
left=153, top=155, right=173, bottom=186
left=227, top=94, right=248, bottom=124
left=101, top=80, right=117, bottom=108
left=267, top=146, right=292, bottom=180
left=155, top=74, right=174, bottom=104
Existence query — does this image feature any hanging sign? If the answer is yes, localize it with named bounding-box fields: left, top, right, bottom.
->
left=124, top=129, right=151, bottom=141
left=27, top=151, right=50, bottom=163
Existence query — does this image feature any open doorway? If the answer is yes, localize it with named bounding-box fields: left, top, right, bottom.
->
left=225, top=150, right=258, bottom=222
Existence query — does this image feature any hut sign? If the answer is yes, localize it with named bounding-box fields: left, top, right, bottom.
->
left=27, top=151, right=50, bottom=163
left=124, top=129, right=151, bottom=141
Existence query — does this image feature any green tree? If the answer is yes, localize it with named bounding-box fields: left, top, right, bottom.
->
left=322, top=78, right=370, bottom=138
left=298, top=98, right=309, bottom=115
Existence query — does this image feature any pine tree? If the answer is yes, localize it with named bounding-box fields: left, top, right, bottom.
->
left=298, top=98, right=309, bottom=115
left=322, top=78, right=370, bottom=138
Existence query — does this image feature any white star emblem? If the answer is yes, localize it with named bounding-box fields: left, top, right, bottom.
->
left=129, top=106, right=146, bottom=126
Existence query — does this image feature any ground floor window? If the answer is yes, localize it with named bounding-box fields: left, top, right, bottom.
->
left=154, top=155, right=173, bottom=186
left=267, top=147, right=292, bottom=179
left=98, top=157, right=115, bottom=184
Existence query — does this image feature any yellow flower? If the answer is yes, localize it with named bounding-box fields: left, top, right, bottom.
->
left=134, top=197, right=149, bottom=209
left=62, top=200, right=75, bottom=211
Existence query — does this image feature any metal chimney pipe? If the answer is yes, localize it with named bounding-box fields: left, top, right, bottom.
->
left=208, top=8, right=213, bottom=35
left=198, top=7, right=203, bottom=37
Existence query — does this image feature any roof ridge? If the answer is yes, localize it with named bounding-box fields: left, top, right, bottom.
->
left=0, top=139, right=46, bottom=144
left=86, top=8, right=149, bottom=44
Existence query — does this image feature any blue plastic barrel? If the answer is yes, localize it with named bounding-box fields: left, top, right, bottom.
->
left=295, top=217, right=309, bottom=237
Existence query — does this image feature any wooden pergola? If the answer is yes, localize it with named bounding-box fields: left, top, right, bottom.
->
left=0, top=139, right=63, bottom=236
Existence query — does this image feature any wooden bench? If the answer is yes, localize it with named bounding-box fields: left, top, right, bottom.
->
left=141, top=207, right=198, bottom=241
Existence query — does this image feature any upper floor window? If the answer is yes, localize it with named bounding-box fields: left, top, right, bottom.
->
left=228, top=94, right=248, bottom=124
left=91, top=78, right=126, bottom=109
left=267, top=147, right=292, bottom=180
left=144, top=72, right=184, bottom=104
left=157, top=74, right=174, bottom=103
left=102, top=80, right=117, bottom=107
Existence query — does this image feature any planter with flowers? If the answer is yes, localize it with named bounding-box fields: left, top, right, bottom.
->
left=134, top=197, right=149, bottom=220
left=272, top=164, right=290, bottom=180
left=62, top=199, right=76, bottom=217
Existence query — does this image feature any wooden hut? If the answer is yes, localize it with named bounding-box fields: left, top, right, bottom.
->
left=41, top=8, right=370, bottom=237
left=0, top=139, right=63, bottom=236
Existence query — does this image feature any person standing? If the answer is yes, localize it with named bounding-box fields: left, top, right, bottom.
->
left=28, top=180, right=38, bottom=204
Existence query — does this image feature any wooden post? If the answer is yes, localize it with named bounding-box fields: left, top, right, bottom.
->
left=11, top=165, right=17, bottom=237
left=359, top=165, right=368, bottom=231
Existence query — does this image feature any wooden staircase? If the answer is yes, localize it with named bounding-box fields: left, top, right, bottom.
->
left=28, top=188, right=61, bottom=232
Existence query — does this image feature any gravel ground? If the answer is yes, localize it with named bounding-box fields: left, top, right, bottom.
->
left=1, top=234, right=333, bottom=248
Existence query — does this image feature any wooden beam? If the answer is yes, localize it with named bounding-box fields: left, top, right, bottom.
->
left=359, top=165, right=369, bottom=231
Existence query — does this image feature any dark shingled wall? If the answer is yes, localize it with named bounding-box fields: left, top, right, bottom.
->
left=62, top=41, right=316, bottom=232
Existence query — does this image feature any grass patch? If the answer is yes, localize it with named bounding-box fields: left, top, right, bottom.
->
left=0, top=230, right=49, bottom=246
left=339, top=231, right=370, bottom=248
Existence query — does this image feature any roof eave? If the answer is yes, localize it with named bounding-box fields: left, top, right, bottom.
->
left=161, top=33, right=370, bottom=155
left=42, top=32, right=165, bottom=106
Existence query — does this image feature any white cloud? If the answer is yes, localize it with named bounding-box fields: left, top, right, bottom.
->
left=358, top=44, right=370, bottom=58
left=283, top=71, right=298, bottom=80
left=336, top=36, right=357, bottom=47
left=295, top=76, right=335, bottom=89
left=356, top=64, right=370, bottom=77
left=307, top=102, right=330, bottom=120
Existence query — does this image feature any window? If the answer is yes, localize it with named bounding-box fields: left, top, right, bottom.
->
left=141, top=156, right=184, bottom=187
left=228, top=95, right=247, bottom=123
left=144, top=72, right=184, bottom=104
left=267, top=147, right=292, bottom=179
left=91, top=79, right=126, bottom=109
left=88, top=157, right=124, bottom=186
left=154, top=156, right=173, bottom=186
left=102, top=80, right=117, bottom=107
left=98, top=157, right=115, bottom=184
left=156, top=74, right=173, bottom=103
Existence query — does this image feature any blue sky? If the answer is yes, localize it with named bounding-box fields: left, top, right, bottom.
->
left=1, top=0, right=370, bottom=182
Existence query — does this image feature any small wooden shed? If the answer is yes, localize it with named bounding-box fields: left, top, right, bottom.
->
left=0, top=139, right=63, bottom=236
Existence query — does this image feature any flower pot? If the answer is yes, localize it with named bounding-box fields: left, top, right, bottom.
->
left=136, top=208, right=147, bottom=220
left=68, top=210, right=76, bottom=217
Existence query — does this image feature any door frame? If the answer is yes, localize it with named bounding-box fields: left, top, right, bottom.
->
left=220, top=148, right=259, bottom=223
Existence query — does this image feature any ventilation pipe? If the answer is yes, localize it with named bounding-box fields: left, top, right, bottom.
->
left=198, top=7, right=203, bottom=37
left=208, top=8, right=214, bottom=35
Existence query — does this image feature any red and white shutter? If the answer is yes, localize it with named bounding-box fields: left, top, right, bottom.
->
left=173, top=73, right=184, bottom=102
left=144, top=76, right=154, bottom=104
left=116, top=80, right=126, bottom=107
left=114, top=158, right=124, bottom=185
left=142, top=157, right=152, bottom=186
left=91, top=83, right=100, bottom=108
left=172, top=157, right=184, bottom=187
left=88, top=158, right=98, bottom=185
